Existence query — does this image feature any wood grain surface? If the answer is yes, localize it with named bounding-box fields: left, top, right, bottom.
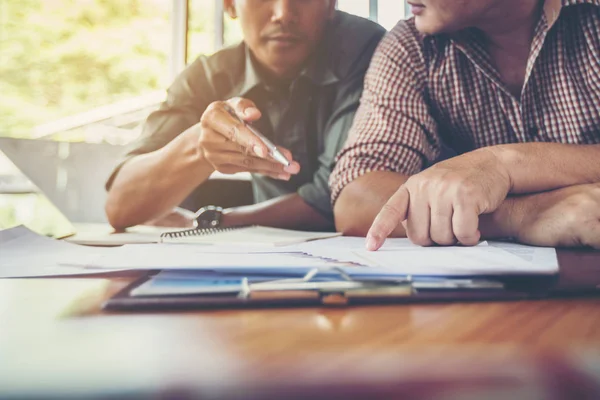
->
left=1, top=249, right=599, bottom=399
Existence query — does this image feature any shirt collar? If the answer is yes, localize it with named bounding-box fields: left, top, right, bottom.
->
left=544, top=0, right=564, bottom=28
left=547, top=0, right=600, bottom=27
left=302, top=13, right=342, bottom=86
left=301, top=35, right=340, bottom=86
left=238, top=46, right=264, bottom=97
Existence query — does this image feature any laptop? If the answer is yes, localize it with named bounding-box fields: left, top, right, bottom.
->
left=0, top=137, right=243, bottom=244
left=0, top=137, right=129, bottom=238
left=0, top=137, right=125, bottom=223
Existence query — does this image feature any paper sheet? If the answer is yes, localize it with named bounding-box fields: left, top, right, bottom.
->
left=292, top=237, right=487, bottom=266
left=352, top=242, right=558, bottom=276
left=66, top=223, right=189, bottom=246
left=488, top=241, right=559, bottom=267
left=59, top=242, right=345, bottom=270
left=1, top=226, right=559, bottom=278
left=131, top=243, right=298, bottom=254
left=293, top=237, right=558, bottom=276
left=0, top=226, right=127, bottom=278
left=0, top=227, right=343, bottom=275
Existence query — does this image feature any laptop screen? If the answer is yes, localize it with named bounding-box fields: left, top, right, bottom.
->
left=0, top=149, right=76, bottom=239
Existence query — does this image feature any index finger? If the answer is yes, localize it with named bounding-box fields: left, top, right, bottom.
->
left=366, top=185, right=410, bottom=251
left=226, top=97, right=261, bottom=122
left=274, top=146, right=300, bottom=174
left=202, top=102, right=269, bottom=158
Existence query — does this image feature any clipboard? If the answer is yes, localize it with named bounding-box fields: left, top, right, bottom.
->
left=103, top=267, right=555, bottom=311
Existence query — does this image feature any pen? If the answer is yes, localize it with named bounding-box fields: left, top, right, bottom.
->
left=223, top=104, right=291, bottom=166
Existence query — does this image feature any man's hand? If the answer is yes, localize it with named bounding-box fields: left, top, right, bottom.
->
left=366, top=148, right=512, bottom=250
left=512, top=184, right=600, bottom=249
left=197, top=97, right=300, bottom=180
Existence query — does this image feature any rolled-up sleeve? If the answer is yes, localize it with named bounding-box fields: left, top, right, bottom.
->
left=105, top=57, right=213, bottom=190
left=329, top=23, right=442, bottom=205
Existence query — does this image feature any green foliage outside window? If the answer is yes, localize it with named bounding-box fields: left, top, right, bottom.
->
left=0, top=0, right=171, bottom=138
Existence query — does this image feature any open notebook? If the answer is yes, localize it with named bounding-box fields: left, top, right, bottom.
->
left=160, top=225, right=341, bottom=246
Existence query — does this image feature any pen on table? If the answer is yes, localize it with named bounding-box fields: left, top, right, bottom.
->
left=223, top=104, right=291, bottom=167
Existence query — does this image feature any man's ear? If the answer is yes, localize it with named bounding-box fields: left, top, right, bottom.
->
left=224, top=0, right=237, bottom=19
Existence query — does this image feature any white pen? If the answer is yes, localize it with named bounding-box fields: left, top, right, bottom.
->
left=223, top=104, right=291, bottom=167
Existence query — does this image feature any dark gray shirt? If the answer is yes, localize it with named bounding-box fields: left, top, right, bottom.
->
left=108, top=11, right=385, bottom=220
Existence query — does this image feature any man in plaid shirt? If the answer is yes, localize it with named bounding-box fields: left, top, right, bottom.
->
left=330, top=0, right=600, bottom=250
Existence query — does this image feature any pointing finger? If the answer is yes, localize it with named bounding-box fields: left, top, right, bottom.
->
left=366, top=185, right=410, bottom=251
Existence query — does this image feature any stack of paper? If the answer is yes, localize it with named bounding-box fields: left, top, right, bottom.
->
left=0, top=226, right=344, bottom=278
left=291, top=237, right=558, bottom=276
left=0, top=226, right=127, bottom=278
left=0, top=226, right=559, bottom=279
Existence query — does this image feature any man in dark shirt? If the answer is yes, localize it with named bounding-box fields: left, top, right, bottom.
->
left=105, top=0, right=385, bottom=231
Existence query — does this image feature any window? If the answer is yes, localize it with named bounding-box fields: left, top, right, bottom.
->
left=223, top=12, right=243, bottom=47
left=186, top=0, right=243, bottom=62
left=337, top=0, right=371, bottom=19
left=337, top=0, right=407, bottom=30
left=0, top=0, right=407, bottom=142
left=187, top=0, right=217, bottom=63
left=376, top=0, right=409, bottom=30
left=0, top=0, right=172, bottom=142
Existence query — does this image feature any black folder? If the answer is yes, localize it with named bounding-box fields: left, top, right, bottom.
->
left=103, top=267, right=558, bottom=311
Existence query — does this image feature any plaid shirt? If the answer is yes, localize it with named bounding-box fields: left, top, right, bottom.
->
left=330, top=0, right=600, bottom=204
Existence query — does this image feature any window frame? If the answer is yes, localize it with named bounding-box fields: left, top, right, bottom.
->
left=170, top=0, right=190, bottom=82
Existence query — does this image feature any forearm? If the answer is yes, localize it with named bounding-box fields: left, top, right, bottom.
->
left=480, top=189, right=567, bottom=240
left=479, top=197, right=521, bottom=239
left=105, top=130, right=213, bottom=229
left=480, top=183, right=600, bottom=248
left=334, top=171, right=409, bottom=237
left=222, top=193, right=333, bottom=231
left=490, top=143, right=600, bottom=194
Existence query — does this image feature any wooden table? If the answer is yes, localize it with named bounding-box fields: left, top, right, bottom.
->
left=1, top=249, right=599, bottom=399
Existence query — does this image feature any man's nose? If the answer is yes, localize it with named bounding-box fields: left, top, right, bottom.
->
left=271, top=0, right=298, bottom=25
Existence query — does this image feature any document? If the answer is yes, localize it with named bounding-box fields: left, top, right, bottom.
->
left=1, top=226, right=558, bottom=278
left=0, top=226, right=344, bottom=275
left=294, top=237, right=558, bottom=276
left=60, top=243, right=346, bottom=270
left=293, top=237, right=487, bottom=266
left=66, top=223, right=189, bottom=246
left=488, top=241, right=559, bottom=267
left=0, top=226, right=127, bottom=278
left=352, top=242, right=558, bottom=276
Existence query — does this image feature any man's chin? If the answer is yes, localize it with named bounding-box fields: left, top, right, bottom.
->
left=265, top=59, right=305, bottom=80
left=414, top=17, right=450, bottom=35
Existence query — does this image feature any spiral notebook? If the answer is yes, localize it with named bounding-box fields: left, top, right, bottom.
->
left=159, top=225, right=341, bottom=246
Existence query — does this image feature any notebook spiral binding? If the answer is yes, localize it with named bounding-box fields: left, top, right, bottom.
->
left=160, top=225, right=248, bottom=239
